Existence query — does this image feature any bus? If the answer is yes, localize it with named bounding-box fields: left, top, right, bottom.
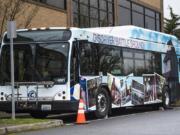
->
left=0, top=26, right=179, bottom=118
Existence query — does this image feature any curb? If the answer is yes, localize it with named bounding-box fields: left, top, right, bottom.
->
left=0, top=120, right=63, bottom=135
left=171, top=105, right=180, bottom=107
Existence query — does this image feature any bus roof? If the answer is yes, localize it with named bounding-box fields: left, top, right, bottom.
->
left=81, top=25, right=178, bottom=45
left=71, top=26, right=180, bottom=55
left=2, top=26, right=180, bottom=54
left=5, top=25, right=178, bottom=45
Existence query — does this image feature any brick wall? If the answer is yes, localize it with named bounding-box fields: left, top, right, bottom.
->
left=18, top=2, right=68, bottom=28
left=0, top=0, right=68, bottom=31
left=139, top=0, right=163, bottom=11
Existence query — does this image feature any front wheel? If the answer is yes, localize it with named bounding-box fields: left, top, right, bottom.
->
left=162, top=87, right=170, bottom=109
left=95, top=88, right=110, bottom=118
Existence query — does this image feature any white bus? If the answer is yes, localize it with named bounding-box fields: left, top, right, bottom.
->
left=0, top=26, right=180, bottom=118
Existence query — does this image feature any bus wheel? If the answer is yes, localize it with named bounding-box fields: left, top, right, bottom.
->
left=162, top=87, right=170, bottom=109
left=95, top=88, right=110, bottom=118
left=30, top=112, right=48, bottom=118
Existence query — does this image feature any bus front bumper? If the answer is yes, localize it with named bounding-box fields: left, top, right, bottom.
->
left=0, top=100, right=79, bottom=113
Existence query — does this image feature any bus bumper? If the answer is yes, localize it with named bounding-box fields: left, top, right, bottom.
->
left=0, top=100, right=79, bottom=113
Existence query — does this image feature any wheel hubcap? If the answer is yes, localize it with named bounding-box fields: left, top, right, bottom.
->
left=97, top=93, right=107, bottom=112
left=165, top=92, right=170, bottom=106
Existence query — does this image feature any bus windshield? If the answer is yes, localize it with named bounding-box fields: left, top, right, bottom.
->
left=0, top=42, right=69, bottom=84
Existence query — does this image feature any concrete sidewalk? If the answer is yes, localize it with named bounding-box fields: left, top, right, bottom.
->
left=0, top=120, right=63, bottom=135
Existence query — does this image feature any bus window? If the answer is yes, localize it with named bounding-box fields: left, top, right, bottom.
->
left=134, top=50, right=145, bottom=75
left=79, top=42, right=97, bottom=75
left=0, top=44, right=33, bottom=84
left=179, top=58, right=180, bottom=72
left=94, top=44, right=123, bottom=76
left=123, top=48, right=134, bottom=75
left=79, top=42, right=123, bottom=76
left=0, top=43, right=69, bottom=84
left=35, top=43, right=69, bottom=83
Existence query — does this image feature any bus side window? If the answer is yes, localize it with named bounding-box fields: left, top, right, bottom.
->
left=70, top=43, right=79, bottom=87
left=179, top=58, right=180, bottom=72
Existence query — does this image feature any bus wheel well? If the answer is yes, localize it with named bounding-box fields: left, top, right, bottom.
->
left=162, top=85, right=171, bottom=109
left=99, top=85, right=111, bottom=100
left=163, top=85, right=171, bottom=99
left=99, top=84, right=112, bottom=114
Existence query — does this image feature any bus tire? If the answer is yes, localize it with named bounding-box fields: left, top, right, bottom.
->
left=162, top=87, right=170, bottom=109
left=95, top=88, right=110, bottom=118
left=30, top=112, right=48, bottom=118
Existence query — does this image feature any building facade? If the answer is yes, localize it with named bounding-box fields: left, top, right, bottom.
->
left=18, top=0, right=164, bottom=31
left=72, top=0, right=163, bottom=31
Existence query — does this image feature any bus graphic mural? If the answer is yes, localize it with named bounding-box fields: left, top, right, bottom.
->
left=107, top=73, right=165, bottom=107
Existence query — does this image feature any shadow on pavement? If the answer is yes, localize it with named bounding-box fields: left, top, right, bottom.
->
left=47, top=105, right=167, bottom=124
left=1, top=105, right=173, bottom=124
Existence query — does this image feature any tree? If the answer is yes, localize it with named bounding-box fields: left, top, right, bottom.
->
left=164, top=6, right=180, bottom=38
left=0, top=0, right=39, bottom=39
left=173, top=28, right=180, bottom=39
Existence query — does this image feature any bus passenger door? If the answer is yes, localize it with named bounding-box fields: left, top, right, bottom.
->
left=70, top=41, right=81, bottom=102
left=71, top=40, right=89, bottom=110
left=70, top=42, right=79, bottom=87
left=70, top=39, right=88, bottom=85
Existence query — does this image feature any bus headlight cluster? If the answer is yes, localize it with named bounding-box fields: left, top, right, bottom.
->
left=54, top=90, right=66, bottom=100
left=58, top=93, right=62, bottom=97
left=0, top=92, right=4, bottom=101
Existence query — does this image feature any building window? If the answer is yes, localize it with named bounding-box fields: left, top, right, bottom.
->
left=73, top=0, right=114, bottom=28
left=118, top=0, right=161, bottom=31
left=119, top=6, right=131, bottom=25
left=132, top=3, right=144, bottom=27
left=156, top=13, right=161, bottom=31
left=132, top=12, right=144, bottom=27
left=33, top=0, right=66, bottom=10
left=145, top=8, right=156, bottom=30
left=118, top=0, right=130, bottom=25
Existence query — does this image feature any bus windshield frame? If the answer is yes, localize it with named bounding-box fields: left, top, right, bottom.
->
left=0, top=29, right=71, bottom=85
left=3, top=29, right=71, bottom=43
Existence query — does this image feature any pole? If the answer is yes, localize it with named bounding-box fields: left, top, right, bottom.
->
left=10, top=37, right=15, bottom=120
left=7, top=21, right=16, bottom=120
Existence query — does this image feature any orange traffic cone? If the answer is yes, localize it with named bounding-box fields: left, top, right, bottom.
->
left=76, top=99, right=87, bottom=124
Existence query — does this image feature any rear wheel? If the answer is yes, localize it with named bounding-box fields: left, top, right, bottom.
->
left=162, top=87, right=170, bottom=109
left=95, top=88, right=110, bottom=118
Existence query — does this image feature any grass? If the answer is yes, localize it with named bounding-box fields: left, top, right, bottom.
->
left=0, top=118, right=49, bottom=126
left=0, top=111, right=10, bottom=118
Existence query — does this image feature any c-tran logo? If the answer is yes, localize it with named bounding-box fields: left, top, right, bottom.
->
left=28, top=90, right=37, bottom=100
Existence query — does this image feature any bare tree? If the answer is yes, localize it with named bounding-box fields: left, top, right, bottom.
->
left=0, top=0, right=39, bottom=39
left=24, top=6, right=39, bottom=28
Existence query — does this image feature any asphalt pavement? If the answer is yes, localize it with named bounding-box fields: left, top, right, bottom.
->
left=20, top=107, right=180, bottom=135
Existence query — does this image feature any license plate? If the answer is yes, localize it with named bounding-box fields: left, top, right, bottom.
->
left=41, top=104, right=52, bottom=111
